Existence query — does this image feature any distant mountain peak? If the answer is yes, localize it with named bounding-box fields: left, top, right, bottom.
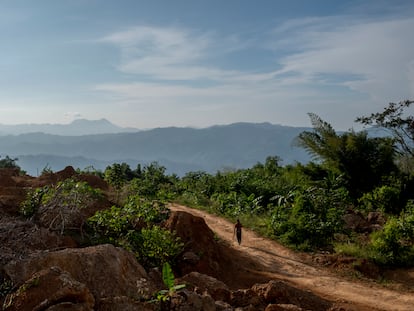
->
left=70, top=118, right=112, bottom=125
left=0, top=119, right=138, bottom=136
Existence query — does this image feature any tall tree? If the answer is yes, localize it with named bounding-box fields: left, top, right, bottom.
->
left=356, top=100, right=414, bottom=157
left=297, top=113, right=397, bottom=200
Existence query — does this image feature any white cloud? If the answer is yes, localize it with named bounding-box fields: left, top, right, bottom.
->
left=273, top=16, right=414, bottom=102
left=100, top=26, right=217, bottom=80
left=95, top=14, right=414, bottom=130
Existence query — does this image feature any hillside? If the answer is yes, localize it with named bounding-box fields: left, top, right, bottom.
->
left=1, top=167, right=413, bottom=310
left=0, top=122, right=311, bottom=176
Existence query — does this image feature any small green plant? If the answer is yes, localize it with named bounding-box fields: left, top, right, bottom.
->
left=41, top=164, right=53, bottom=175
left=20, top=187, right=47, bottom=217
left=155, top=262, right=186, bottom=310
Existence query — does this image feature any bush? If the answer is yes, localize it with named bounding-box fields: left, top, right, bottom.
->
left=358, top=185, right=402, bottom=214
left=136, top=226, right=183, bottom=268
left=20, top=187, right=47, bottom=217
left=370, top=203, right=414, bottom=265
left=20, top=179, right=103, bottom=234
left=270, top=186, right=347, bottom=250
left=87, top=196, right=181, bottom=268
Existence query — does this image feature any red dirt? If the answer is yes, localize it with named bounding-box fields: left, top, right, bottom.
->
left=169, top=203, right=414, bottom=311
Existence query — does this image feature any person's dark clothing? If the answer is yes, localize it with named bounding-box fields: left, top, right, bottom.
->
left=234, top=220, right=242, bottom=245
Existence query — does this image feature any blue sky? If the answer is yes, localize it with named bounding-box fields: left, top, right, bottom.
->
left=1, top=0, right=413, bottom=130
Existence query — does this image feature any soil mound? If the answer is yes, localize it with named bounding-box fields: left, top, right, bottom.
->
left=1, top=168, right=414, bottom=310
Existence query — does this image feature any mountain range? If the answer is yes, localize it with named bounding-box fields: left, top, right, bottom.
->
left=0, top=118, right=137, bottom=136
left=0, top=119, right=312, bottom=176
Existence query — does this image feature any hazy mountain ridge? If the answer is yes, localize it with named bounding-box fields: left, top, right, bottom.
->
left=0, top=118, right=138, bottom=136
left=0, top=121, right=311, bottom=176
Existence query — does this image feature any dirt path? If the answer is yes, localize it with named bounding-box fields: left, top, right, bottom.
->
left=169, top=204, right=414, bottom=311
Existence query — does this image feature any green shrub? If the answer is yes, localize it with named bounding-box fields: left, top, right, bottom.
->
left=20, top=179, right=103, bottom=234
left=20, top=187, right=47, bottom=217
left=87, top=196, right=181, bottom=268
left=358, top=185, right=401, bottom=214
left=270, top=186, right=347, bottom=250
left=370, top=204, right=414, bottom=265
left=136, top=226, right=183, bottom=268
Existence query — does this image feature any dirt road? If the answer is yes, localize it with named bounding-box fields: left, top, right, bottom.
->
left=169, top=204, right=414, bottom=311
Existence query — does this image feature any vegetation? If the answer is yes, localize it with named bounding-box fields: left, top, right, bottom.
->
left=0, top=155, right=25, bottom=174
left=11, top=99, right=414, bottom=269
left=20, top=179, right=103, bottom=234
left=154, top=262, right=186, bottom=310
left=87, top=195, right=182, bottom=268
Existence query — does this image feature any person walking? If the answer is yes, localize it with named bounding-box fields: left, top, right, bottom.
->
left=234, top=219, right=242, bottom=245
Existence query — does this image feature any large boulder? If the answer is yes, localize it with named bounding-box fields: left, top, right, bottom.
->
left=165, top=211, right=225, bottom=278
left=3, top=266, right=95, bottom=311
left=4, top=244, right=157, bottom=309
left=0, top=216, right=76, bottom=267
left=178, top=271, right=231, bottom=302
left=251, top=280, right=332, bottom=310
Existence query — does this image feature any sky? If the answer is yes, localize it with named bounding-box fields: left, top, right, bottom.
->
left=0, top=0, right=413, bottom=130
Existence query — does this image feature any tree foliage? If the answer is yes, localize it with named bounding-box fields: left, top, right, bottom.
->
left=370, top=203, right=414, bottom=265
left=271, top=182, right=348, bottom=250
left=296, top=113, right=397, bottom=200
left=0, top=156, right=20, bottom=169
left=356, top=100, right=414, bottom=157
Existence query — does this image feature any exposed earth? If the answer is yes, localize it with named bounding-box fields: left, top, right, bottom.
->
left=1, top=167, right=414, bottom=310
left=169, top=204, right=414, bottom=311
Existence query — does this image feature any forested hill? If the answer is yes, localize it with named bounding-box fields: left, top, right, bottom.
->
left=0, top=122, right=311, bottom=176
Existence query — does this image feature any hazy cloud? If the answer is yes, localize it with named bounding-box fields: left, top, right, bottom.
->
left=272, top=16, right=414, bottom=101
left=95, top=12, right=414, bottom=129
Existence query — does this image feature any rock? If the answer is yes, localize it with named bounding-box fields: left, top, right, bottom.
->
left=343, top=212, right=371, bottom=233
left=367, top=211, right=386, bottom=226
left=4, top=244, right=156, bottom=308
left=182, top=251, right=201, bottom=265
left=165, top=211, right=224, bottom=278
left=251, top=280, right=332, bottom=310
left=215, top=300, right=233, bottom=311
left=353, top=259, right=380, bottom=279
left=231, top=288, right=263, bottom=308
left=265, top=304, right=303, bottom=311
left=98, top=296, right=156, bottom=311
left=35, top=166, right=77, bottom=187
left=178, top=271, right=231, bottom=302
left=2, top=266, right=94, bottom=311
left=170, top=289, right=214, bottom=311
left=0, top=217, right=77, bottom=266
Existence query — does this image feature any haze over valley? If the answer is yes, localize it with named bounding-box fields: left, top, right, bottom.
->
left=0, top=119, right=310, bottom=176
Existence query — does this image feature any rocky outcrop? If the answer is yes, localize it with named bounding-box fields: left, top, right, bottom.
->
left=251, top=280, right=332, bottom=310
left=3, top=244, right=157, bottom=310
left=3, top=266, right=95, bottom=311
left=178, top=271, right=231, bottom=302
left=167, top=277, right=335, bottom=311
left=165, top=211, right=226, bottom=278
left=3, top=242, right=335, bottom=311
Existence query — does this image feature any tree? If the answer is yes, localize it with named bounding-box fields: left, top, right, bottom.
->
left=295, top=113, right=339, bottom=166
left=0, top=156, right=20, bottom=169
left=297, top=113, right=397, bottom=200
left=104, top=163, right=131, bottom=190
left=356, top=100, right=414, bottom=157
